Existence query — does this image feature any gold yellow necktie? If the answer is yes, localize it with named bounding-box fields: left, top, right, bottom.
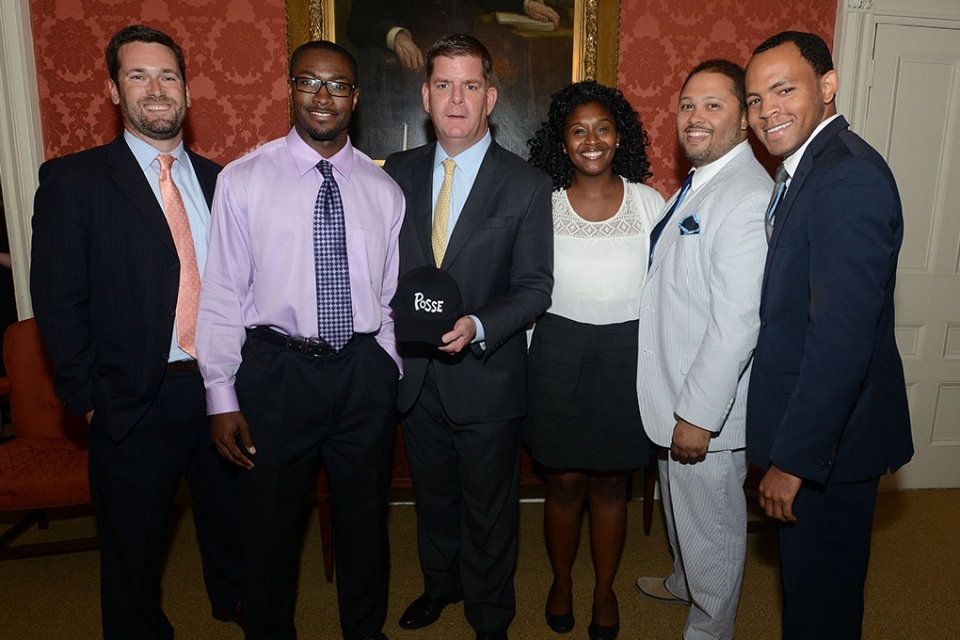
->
left=431, top=158, right=457, bottom=266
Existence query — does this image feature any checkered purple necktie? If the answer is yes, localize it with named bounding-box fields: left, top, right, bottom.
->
left=314, top=160, right=353, bottom=351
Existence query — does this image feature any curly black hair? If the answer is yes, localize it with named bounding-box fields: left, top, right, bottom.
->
left=528, top=81, right=652, bottom=191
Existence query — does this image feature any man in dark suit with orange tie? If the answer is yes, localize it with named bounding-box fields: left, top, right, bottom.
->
left=744, top=31, right=913, bottom=639
left=30, top=25, right=240, bottom=640
left=383, top=33, right=553, bottom=640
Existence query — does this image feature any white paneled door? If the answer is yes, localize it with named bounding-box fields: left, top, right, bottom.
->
left=863, top=22, right=960, bottom=488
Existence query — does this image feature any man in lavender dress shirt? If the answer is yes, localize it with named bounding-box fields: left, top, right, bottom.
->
left=196, top=41, right=405, bottom=640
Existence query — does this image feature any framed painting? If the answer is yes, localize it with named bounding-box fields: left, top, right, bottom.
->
left=286, top=0, right=621, bottom=159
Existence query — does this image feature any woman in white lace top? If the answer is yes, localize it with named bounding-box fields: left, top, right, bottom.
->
left=525, top=81, right=665, bottom=640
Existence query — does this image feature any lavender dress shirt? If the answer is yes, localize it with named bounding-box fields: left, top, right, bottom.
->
left=197, top=128, right=406, bottom=415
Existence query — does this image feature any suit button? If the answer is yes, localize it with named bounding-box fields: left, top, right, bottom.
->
left=761, top=319, right=767, bottom=327
left=171, top=262, right=178, bottom=270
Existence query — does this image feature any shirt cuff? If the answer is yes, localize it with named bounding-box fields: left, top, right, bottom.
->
left=206, top=384, right=241, bottom=416
left=386, top=27, right=409, bottom=51
left=468, top=314, right=485, bottom=344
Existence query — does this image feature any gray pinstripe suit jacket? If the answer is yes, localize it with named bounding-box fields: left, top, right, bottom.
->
left=637, top=142, right=772, bottom=451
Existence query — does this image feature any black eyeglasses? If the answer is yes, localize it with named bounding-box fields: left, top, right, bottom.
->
left=290, top=76, right=356, bottom=97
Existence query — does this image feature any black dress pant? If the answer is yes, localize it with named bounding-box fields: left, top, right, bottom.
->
left=236, top=332, right=398, bottom=640
left=88, top=369, right=241, bottom=640
left=779, top=477, right=880, bottom=640
left=400, top=362, right=521, bottom=634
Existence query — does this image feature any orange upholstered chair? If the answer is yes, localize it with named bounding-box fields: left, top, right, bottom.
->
left=0, top=318, right=98, bottom=560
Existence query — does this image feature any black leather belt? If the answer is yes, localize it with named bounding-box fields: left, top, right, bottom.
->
left=253, top=326, right=338, bottom=357
left=166, top=359, right=199, bottom=372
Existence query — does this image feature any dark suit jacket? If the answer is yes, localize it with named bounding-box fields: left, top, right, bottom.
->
left=346, top=0, right=525, bottom=50
left=746, top=116, right=913, bottom=484
left=384, top=140, right=553, bottom=424
left=31, top=136, right=221, bottom=444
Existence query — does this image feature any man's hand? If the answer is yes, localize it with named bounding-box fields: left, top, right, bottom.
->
left=393, top=31, right=425, bottom=69
left=439, top=316, right=477, bottom=354
left=670, top=418, right=711, bottom=463
left=526, top=1, right=561, bottom=26
left=211, top=411, right=256, bottom=470
left=758, top=464, right=803, bottom=523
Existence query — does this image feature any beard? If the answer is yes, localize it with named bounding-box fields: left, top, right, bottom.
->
left=120, top=97, right=186, bottom=141
left=303, top=123, right=342, bottom=142
left=300, top=114, right=347, bottom=142
left=680, top=126, right=742, bottom=168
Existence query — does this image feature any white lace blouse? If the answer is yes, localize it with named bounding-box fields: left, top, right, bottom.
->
left=548, top=176, right=665, bottom=325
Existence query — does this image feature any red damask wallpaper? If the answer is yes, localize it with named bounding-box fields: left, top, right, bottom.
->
left=618, top=0, right=837, bottom=196
left=29, top=0, right=290, bottom=166
left=29, top=1, right=838, bottom=183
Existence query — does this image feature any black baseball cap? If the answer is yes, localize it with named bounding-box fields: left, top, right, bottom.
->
left=390, top=266, right=464, bottom=345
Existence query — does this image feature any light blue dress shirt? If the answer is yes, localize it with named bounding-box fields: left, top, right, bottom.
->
left=124, top=130, right=211, bottom=363
left=432, top=131, right=492, bottom=243
left=432, top=131, right=493, bottom=342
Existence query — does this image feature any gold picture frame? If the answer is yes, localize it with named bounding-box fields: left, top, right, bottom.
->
left=285, top=1, right=621, bottom=158
left=286, top=0, right=620, bottom=84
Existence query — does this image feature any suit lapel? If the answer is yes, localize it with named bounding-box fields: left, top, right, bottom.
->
left=106, top=137, right=177, bottom=255
left=648, top=153, right=743, bottom=278
left=411, top=143, right=438, bottom=266
left=760, top=116, right=850, bottom=294
left=648, top=194, right=685, bottom=277
left=441, top=142, right=504, bottom=269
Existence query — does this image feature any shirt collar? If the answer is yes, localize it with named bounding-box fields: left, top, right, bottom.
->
left=689, top=139, right=751, bottom=191
left=434, top=130, right=492, bottom=179
left=123, top=130, right=186, bottom=171
left=286, top=126, right=355, bottom=182
left=782, top=113, right=842, bottom=179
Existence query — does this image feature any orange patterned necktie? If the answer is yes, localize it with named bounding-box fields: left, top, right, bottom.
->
left=157, top=154, right=200, bottom=359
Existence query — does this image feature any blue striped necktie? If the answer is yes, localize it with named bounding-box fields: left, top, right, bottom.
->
left=765, top=164, right=790, bottom=243
left=649, top=170, right=695, bottom=267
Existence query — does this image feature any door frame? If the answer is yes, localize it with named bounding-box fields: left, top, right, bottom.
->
left=835, top=0, right=960, bottom=133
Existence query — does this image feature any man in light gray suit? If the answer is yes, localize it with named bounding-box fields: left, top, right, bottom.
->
left=634, top=60, right=772, bottom=640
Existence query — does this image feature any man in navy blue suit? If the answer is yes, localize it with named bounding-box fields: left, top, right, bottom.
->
left=31, top=25, right=240, bottom=640
left=744, top=31, right=913, bottom=639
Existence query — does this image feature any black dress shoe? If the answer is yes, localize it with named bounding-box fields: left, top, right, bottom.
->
left=212, top=602, right=243, bottom=627
left=475, top=632, right=508, bottom=640
left=545, top=607, right=575, bottom=633
left=398, top=593, right=461, bottom=630
left=587, top=620, right=620, bottom=640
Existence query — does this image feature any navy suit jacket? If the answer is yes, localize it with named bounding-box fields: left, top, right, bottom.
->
left=746, top=116, right=913, bottom=484
left=31, top=136, right=221, bottom=443
left=383, top=140, right=553, bottom=424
